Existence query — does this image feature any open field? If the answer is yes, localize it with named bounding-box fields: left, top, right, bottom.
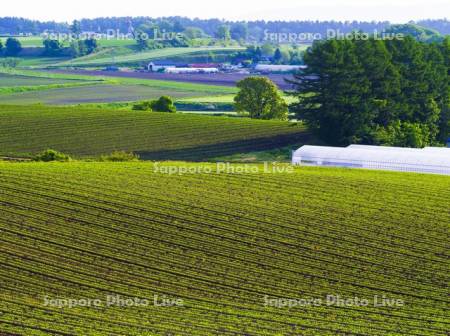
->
left=53, top=69, right=297, bottom=90
left=0, top=72, right=86, bottom=87
left=0, top=69, right=237, bottom=103
left=56, top=46, right=245, bottom=67
left=0, top=162, right=448, bottom=335
left=0, top=105, right=308, bottom=159
left=0, top=84, right=214, bottom=104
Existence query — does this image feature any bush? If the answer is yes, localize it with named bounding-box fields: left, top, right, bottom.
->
left=100, top=151, right=140, bottom=162
left=132, top=96, right=177, bottom=113
left=34, top=149, right=71, bottom=162
left=151, top=96, right=177, bottom=113
left=132, top=101, right=153, bottom=111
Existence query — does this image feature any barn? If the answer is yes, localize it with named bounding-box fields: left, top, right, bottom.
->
left=292, top=145, right=450, bottom=175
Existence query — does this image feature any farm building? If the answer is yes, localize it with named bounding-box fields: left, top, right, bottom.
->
left=254, top=64, right=306, bottom=73
left=165, top=67, right=219, bottom=74
left=147, top=61, right=188, bottom=72
left=292, top=145, right=450, bottom=175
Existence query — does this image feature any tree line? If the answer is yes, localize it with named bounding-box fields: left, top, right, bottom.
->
left=1, top=16, right=449, bottom=39
left=291, top=36, right=450, bottom=147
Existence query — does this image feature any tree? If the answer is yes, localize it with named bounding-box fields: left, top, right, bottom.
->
left=230, top=23, right=248, bottom=41
left=183, top=27, right=204, bottom=40
left=215, top=25, right=231, bottom=41
left=291, top=36, right=448, bottom=147
left=234, top=77, right=288, bottom=120
left=83, top=38, right=98, bottom=55
left=135, top=30, right=149, bottom=50
left=133, top=97, right=177, bottom=112
left=5, top=38, right=22, bottom=56
left=151, top=96, right=176, bottom=112
left=291, top=39, right=371, bottom=145
left=273, top=48, right=283, bottom=64
left=0, top=40, right=3, bottom=54
left=260, top=43, right=275, bottom=57
left=70, top=20, right=82, bottom=35
left=43, top=39, right=64, bottom=56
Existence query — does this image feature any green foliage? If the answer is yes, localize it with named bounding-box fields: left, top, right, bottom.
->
left=292, top=36, right=449, bottom=147
left=43, top=39, right=64, bottom=56
left=132, top=100, right=153, bottom=111
left=215, top=25, right=231, bottom=42
left=99, top=151, right=140, bottom=161
left=385, top=23, right=443, bottom=43
left=132, top=96, right=176, bottom=112
left=33, top=149, right=72, bottom=162
left=151, top=95, right=176, bottom=112
left=235, top=77, right=289, bottom=120
left=273, top=48, right=282, bottom=64
left=70, top=20, right=82, bottom=35
left=230, top=23, right=248, bottom=42
left=183, top=27, right=204, bottom=40
left=83, top=38, right=98, bottom=55
left=5, top=37, right=22, bottom=56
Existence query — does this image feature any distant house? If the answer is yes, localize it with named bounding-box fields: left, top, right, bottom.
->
left=254, top=64, right=306, bottom=73
left=188, top=63, right=221, bottom=69
left=165, top=67, right=219, bottom=74
left=147, top=61, right=188, bottom=72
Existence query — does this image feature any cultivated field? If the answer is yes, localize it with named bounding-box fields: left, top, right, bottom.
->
left=0, top=105, right=307, bottom=159
left=0, top=162, right=448, bottom=335
left=0, top=73, right=84, bottom=87
left=0, top=84, right=211, bottom=104
left=56, top=46, right=245, bottom=67
left=0, top=70, right=237, bottom=104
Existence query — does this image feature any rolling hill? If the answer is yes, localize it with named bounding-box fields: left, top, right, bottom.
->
left=0, top=162, right=448, bottom=335
left=55, top=46, right=245, bottom=67
left=0, top=105, right=307, bottom=160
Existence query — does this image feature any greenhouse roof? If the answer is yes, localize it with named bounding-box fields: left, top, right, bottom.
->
left=292, top=145, right=450, bottom=175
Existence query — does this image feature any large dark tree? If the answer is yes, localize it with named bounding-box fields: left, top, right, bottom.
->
left=5, top=37, right=22, bottom=56
left=291, top=36, right=449, bottom=147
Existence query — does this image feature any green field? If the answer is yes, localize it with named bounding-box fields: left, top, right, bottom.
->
left=0, top=162, right=448, bottom=335
left=0, top=69, right=237, bottom=102
left=0, top=105, right=307, bottom=159
left=56, top=46, right=245, bottom=67
left=0, top=84, right=214, bottom=104
left=0, top=72, right=85, bottom=87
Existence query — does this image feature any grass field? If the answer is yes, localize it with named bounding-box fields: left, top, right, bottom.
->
left=56, top=46, right=245, bottom=67
left=0, top=73, right=85, bottom=87
left=0, top=84, right=214, bottom=104
left=0, top=105, right=307, bottom=159
left=0, top=161, right=448, bottom=335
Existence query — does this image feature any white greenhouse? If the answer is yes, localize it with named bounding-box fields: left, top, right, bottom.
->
left=292, top=145, right=450, bottom=175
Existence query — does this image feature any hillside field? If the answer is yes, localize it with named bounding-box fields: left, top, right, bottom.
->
left=0, top=105, right=308, bottom=160
left=0, top=162, right=448, bottom=335
left=55, top=46, right=245, bottom=67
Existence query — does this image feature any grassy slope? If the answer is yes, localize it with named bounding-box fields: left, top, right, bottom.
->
left=0, top=105, right=307, bottom=159
left=56, top=46, right=245, bottom=67
left=0, top=162, right=448, bottom=335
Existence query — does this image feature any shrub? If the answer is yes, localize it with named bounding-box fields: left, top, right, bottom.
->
left=34, top=149, right=71, bottom=162
left=132, top=96, right=177, bottom=113
left=100, top=151, right=140, bottom=162
left=132, top=101, right=153, bottom=111
left=151, top=96, right=177, bottom=113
